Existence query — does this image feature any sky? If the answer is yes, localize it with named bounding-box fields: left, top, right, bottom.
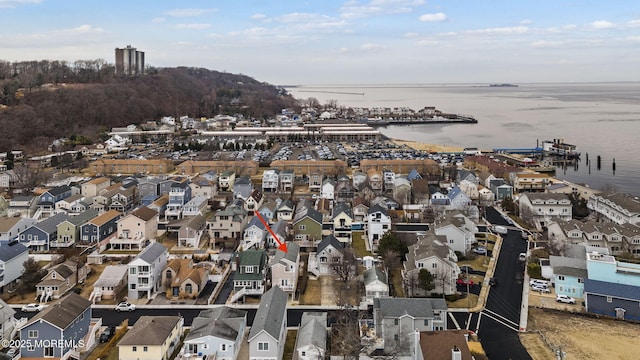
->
left=1, top=0, right=640, bottom=85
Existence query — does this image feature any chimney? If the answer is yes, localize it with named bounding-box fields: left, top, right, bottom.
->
left=451, top=346, right=462, bottom=360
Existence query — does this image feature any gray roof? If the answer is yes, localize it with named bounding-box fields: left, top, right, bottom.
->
left=118, top=316, right=182, bottom=345
left=584, top=278, right=640, bottom=301
left=65, top=208, right=100, bottom=226
left=367, top=203, right=388, bottom=215
left=364, top=267, right=388, bottom=286
left=293, top=206, right=322, bottom=224
left=595, top=193, right=640, bottom=214
left=553, top=266, right=588, bottom=278
left=0, top=241, right=28, bottom=262
left=271, top=242, right=300, bottom=266
left=296, top=312, right=327, bottom=352
left=93, top=265, right=128, bottom=288
left=331, top=202, right=353, bottom=220
left=35, top=212, right=69, bottom=234
left=317, top=235, right=344, bottom=254
left=27, top=293, right=91, bottom=329
left=185, top=307, right=247, bottom=342
left=248, top=286, right=288, bottom=342
left=374, top=297, right=447, bottom=318
left=0, top=299, right=15, bottom=320
left=136, top=242, right=167, bottom=264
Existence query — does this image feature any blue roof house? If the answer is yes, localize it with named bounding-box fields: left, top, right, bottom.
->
left=18, top=212, right=68, bottom=251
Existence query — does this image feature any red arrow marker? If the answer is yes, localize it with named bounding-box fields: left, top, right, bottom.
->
left=255, top=211, right=288, bottom=253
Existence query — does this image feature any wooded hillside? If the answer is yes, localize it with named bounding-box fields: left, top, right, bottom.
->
left=0, top=60, right=297, bottom=152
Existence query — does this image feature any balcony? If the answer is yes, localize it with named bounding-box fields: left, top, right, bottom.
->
left=137, top=282, right=153, bottom=290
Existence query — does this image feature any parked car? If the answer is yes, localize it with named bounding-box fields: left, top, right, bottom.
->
left=459, top=265, right=474, bottom=274
left=493, top=225, right=508, bottom=234
left=456, top=277, right=474, bottom=286
left=529, top=279, right=549, bottom=287
left=519, top=253, right=527, bottom=261
left=532, top=284, right=551, bottom=293
left=556, top=294, right=576, bottom=304
left=114, top=302, right=136, bottom=312
left=489, top=277, right=497, bottom=286
left=21, top=303, right=43, bottom=312
left=99, top=326, right=116, bottom=343
left=473, top=246, right=487, bottom=255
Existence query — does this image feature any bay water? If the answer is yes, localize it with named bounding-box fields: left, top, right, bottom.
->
left=287, top=83, right=640, bottom=196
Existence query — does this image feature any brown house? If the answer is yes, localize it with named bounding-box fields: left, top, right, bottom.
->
left=270, top=160, right=348, bottom=176
left=162, top=258, right=210, bottom=300
left=90, top=159, right=175, bottom=175
left=177, top=160, right=259, bottom=176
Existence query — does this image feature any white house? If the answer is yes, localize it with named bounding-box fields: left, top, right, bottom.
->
left=127, top=242, right=168, bottom=300
left=294, top=312, right=327, bottom=360
left=321, top=179, right=335, bottom=200
left=519, top=192, right=572, bottom=229
left=367, top=204, right=391, bottom=253
left=262, top=169, right=280, bottom=193
left=363, top=267, right=389, bottom=304
left=0, top=241, right=29, bottom=291
left=179, top=307, right=247, bottom=360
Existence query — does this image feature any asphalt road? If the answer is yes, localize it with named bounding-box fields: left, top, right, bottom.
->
left=479, top=207, right=532, bottom=360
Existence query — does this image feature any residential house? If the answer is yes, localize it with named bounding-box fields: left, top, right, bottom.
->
left=457, top=169, right=478, bottom=184
left=242, top=216, right=267, bottom=250
left=587, top=192, right=640, bottom=225
left=513, top=172, right=550, bottom=192
left=233, top=176, right=254, bottom=201
left=262, top=169, right=280, bottom=193
left=265, top=220, right=288, bottom=249
left=127, top=242, right=168, bottom=300
left=549, top=253, right=587, bottom=299
left=0, top=299, right=16, bottom=342
left=244, top=190, right=263, bottom=216
left=36, top=260, right=88, bottom=301
left=247, top=286, right=288, bottom=360
left=352, top=171, right=367, bottom=189
left=166, top=178, right=192, bottom=220
left=367, top=169, right=383, bottom=192
left=37, top=185, right=72, bottom=214
left=109, top=185, right=137, bottom=213
left=335, top=179, right=356, bottom=203
left=367, top=204, right=391, bottom=253
left=53, top=209, right=100, bottom=248
left=80, top=209, right=121, bottom=244
left=403, top=231, right=460, bottom=296
left=363, top=267, right=389, bottom=304
left=113, top=207, right=157, bottom=250
left=392, top=177, right=412, bottom=205
left=81, top=177, right=111, bottom=197
left=270, top=242, right=300, bottom=298
left=292, top=204, right=323, bottom=244
left=118, top=316, right=183, bottom=360
left=90, top=159, right=175, bottom=176
left=19, top=212, right=68, bottom=251
left=148, top=194, right=169, bottom=218
left=8, top=195, right=36, bottom=217
left=0, top=170, right=15, bottom=189
left=18, top=293, right=92, bottom=360
left=91, top=264, right=128, bottom=303
left=311, top=235, right=344, bottom=276
left=321, top=178, right=335, bottom=200
left=294, top=312, right=327, bottom=360
left=416, top=330, right=473, bottom=360
left=446, top=187, right=472, bottom=210
left=0, top=216, right=36, bottom=243
left=137, top=177, right=162, bottom=198
left=179, top=307, right=247, bottom=360
left=0, top=241, right=29, bottom=291
left=309, top=173, right=322, bottom=192
left=258, top=200, right=278, bottom=223
left=352, top=197, right=370, bottom=223
left=182, top=195, right=209, bottom=217
left=207, top=202, right=248, bottom=250
left=219, top=170, right=236, bottom=192
left=178, top=215, right=207, bottom=248
left=162, top=258, right=209, bottom=300
left=189, top=175, right=217, bottom=200
left=478, top=186, right=495, bottom=205
left=280, top=169, right=294, bottom=192
left=433, top=212, right=478, bottom=256
left=458, top=179, right=479, bottom=201
left=519, top=193, right=572, bottom=228
left=276, top=199, right=295, bottom=222
left=372, top=297, right=448, bottom=355
left=232, top=249, right=268, bottom=298
left=332, top=202, right=353, bottom=244
left=55, top=194, right=85, bottom=213
left=383, top=169, right=396, bottom=192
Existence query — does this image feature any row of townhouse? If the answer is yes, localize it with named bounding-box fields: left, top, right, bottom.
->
left=549, top=218, right=640, bottom=257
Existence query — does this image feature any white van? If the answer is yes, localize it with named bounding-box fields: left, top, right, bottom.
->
left=494, top=225, right=508, bottom=234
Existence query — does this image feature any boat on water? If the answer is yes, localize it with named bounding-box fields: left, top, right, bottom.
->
left=489, top=83, right=518, bottom=87
left=542, top=139, right=580, bottom=159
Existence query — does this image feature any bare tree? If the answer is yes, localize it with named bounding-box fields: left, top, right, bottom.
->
left=330, top=304, right=363, bottom=359
left=333, top=247, right=357, bottom=283
left=12, top=163, right=51, bottom=192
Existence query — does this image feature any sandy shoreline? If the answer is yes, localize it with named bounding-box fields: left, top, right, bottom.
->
left=389, top=139, right=465, bottom=153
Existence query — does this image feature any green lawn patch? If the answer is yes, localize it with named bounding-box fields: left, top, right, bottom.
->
left=352, top=231, right=372, bottom=258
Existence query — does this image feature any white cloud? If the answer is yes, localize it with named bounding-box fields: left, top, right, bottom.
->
left=419, top=12, right=447, bottom=22
left=417, top=39, right=438, bottom=46
left=175, top=23, right=211, bottom=29
left=590, top=20, right=615, bottom=29
left=627, top=19, right=640, bottom=27
left=164, top=8, right=217, bottom=17
left=404, top=32, right=419, bottom=38
left=340, top=0, right=425, bottom=19
left=468, top=26, right=528, bottom=35
left=360, top=43, right=385, bottom=50
left=0, top=0, right=41, bottom=8
left=151, top=17, right=165, bottom=23
left=530, top=40, right=564, bottom=48
left=520, top=19, right=533, bottom=25
left=251, top=13, right=268, bottom=21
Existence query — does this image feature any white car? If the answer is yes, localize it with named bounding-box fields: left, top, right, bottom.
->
left=529, top=279, right=549, bottom=287
left=114, top=302, right=136, bottom=312
left=21, top=303, right=44, bottom=312
left=556, top=294, right=576, bottom=304
left=532, top=284, right=551, bottom=293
